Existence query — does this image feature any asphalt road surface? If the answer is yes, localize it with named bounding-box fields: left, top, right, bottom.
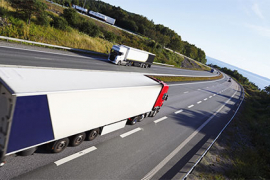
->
left=0, top=44, right=215, bottom=77
left=0, top=43, right=242, bottom=179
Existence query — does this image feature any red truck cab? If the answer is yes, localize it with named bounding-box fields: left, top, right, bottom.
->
left=127, top=76, right=169, bottom=124
left=147, top=76, right=169, bottom=117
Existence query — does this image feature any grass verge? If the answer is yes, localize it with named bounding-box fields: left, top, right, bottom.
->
left=152, top=73, right=223, bottom=82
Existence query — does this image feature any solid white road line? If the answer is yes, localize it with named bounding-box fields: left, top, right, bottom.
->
left=54, top=146, right=97, bottom=166
left=188, top=105, right=194, bottom=108
left=120, top=128, right=142, bottom=138
left=197, top=101, right=202, bottom=104
left=34, top=57, right=52, bottom=60
left=141, top=90, right=238, bottom=180
left=154, top=116, right=168, bottom=123
left=174, top=110, right=183, bottom=114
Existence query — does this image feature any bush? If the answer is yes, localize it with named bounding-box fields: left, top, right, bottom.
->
left=104, top=31, right=116, bottom=42
left=79, top=21, right=100, bottom=37
left=0, top=7, right=8, bottom=16
left=51, top=16, right=69, bottom=31
left=62, top=8, right=79, bottom=27
left=36, top=12, right=50, bottom=26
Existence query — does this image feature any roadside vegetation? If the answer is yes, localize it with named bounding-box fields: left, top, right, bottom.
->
left=0, top=0, right=208, bottom=70
left=152, top=73, right=223, bottom=83
left=49, top=0, right=207, bottom=64
left=188, top=65, right=270, bottom=179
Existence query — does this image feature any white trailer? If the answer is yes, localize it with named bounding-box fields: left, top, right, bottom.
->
left=72, top=4, right=88, bottom=14
left=89, top=11, right=116, bottom=25
left=0, top=67, right=168, bottom=165
left=108, top=45, right=156, bottom=68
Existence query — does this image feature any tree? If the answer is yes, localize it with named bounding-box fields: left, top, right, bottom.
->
left=264, top=85, right=270, bottom=94
left=8, top=0, right=47, bottom=25
left=62, top=8, right=79, bottom=27
left=51, top=16, right=69, bottom=31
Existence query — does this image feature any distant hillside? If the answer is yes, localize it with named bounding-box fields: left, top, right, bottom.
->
left=51, top=0, right=207, bottom=64
left=0, top=0, right=208, bottom=70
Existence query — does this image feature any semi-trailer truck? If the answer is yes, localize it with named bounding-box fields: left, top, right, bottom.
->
left=108, top=45, right=155, bottom=68
left=0, top=67, right=168, bottom=166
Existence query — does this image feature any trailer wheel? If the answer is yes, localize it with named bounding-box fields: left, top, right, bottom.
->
left=129, top=116, right=139, bottom=125
left=69, top=132, right=86, bottom=146
left=86, top=128, right=100, bottom=141
left=51, top=138, right=69, bottom=153
left=138, top=114, right=145, bottom=122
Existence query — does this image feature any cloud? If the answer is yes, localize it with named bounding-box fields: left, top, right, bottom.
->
left=251, top=3, right=264, bottom=19
left=246, top=24, right=270, bottom=38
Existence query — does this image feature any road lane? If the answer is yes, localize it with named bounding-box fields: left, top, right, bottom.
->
left=1, top=77, right=242, bottom=180
left=0, top=45, right=215, bottom=76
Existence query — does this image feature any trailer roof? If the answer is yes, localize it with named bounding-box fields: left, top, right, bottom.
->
left=0, top=67, right=160, bottom=96
left=114, top=45, right=156, bottom=56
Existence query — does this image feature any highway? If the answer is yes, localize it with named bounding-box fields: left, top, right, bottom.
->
left=0, top=44, right=214, bottom=76
left=0, top=44, right=243, bottom=179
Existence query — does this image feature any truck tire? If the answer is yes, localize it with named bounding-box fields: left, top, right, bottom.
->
left=69, top=132, right=86, bottom=146
left=150, top=109, right=158, bottom=117
left=129, top=116, right=138, bottom=125
left=51, top=138, right=69, bottom=153
left=117, top=61, right=121, bottom=65
left=17, top=147, right=38, bottom=156
left=86, top=128, right=100, bottom=141
left=147, top=64, right=151, bottom=68
left=138, top=114, right=145, bottom=122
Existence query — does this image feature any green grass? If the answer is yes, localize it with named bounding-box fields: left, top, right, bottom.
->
left=152, top=73, right=223, bottom=82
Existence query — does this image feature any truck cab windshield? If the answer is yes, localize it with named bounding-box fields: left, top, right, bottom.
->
left=111, top=49, right=123, bottom=56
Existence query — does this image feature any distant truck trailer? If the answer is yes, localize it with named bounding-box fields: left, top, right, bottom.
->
left=0, top=67, right=168, bottom=166
left=108, top=45, right=155, bottom=68
left=72, top=4, right=88, bottom=14
left=89, top=11, right=116, bottom=25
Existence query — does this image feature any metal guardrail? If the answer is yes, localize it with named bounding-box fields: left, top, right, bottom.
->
left=182, top=78, right=245, bottom=180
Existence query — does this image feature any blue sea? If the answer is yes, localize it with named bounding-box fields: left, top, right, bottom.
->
left=206, top=56, right=270, bottom=90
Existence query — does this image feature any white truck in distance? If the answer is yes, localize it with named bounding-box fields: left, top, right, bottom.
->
left=0, top=67, right=168, bottom=166
left=108, top=45, right=155, bottom=68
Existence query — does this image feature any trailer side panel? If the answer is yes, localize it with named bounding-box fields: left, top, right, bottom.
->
left=47, top=86, right=161, bottom=139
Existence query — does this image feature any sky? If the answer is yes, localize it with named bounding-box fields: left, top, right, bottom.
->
left=103, top=0, right=270, bottom=79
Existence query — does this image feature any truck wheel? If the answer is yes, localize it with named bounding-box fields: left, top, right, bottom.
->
left=126, top=62, right=131, bottom=66
left=129, top=116, right=138, bottom=125
left=69, top=133, right=86, bottom=146
left=17, top=147, right=38, bottom=156
left=51, top=138, right=69, bottom=153
left=117, top=61, right=121, bottom=65
left=86, top=128, right=100, bottom=141
left=150, top=109, right=158, bottom=117
left=147, top=64, right=151, bottom=68
left=138, top=114, right=145, bottom=122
